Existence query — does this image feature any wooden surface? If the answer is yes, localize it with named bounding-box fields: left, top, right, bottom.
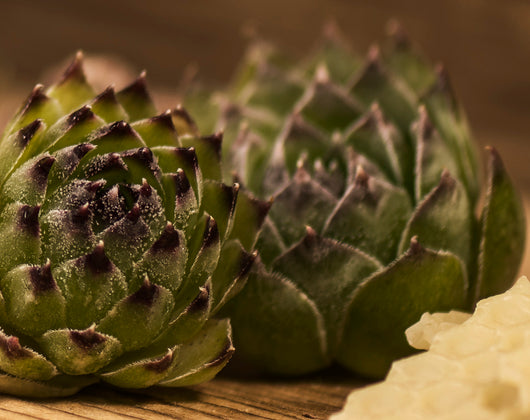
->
left=1, top=1, right=530, bottom=419
left=0, top=372, right=366, bottom=419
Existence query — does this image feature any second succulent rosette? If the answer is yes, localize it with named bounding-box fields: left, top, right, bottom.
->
left=187, top=24, right=526, bottom=378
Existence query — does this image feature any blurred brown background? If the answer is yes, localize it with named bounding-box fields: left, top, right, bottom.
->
left=1, top=0, right=530, bottom=269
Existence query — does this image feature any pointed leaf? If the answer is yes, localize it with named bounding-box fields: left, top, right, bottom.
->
left=0, top=331, right=57, bottom=381
left=90, top=86, right=129, bottom=123
left=159, top=318, right=234, bottom=387
left=52, top=243, right=128, bottom=329
left=210, top=239, right=256, bottom=314
left=350, top=46, right=416, bottom=133
left=413, top=107, right=460, bottom=201
left=1, top=263, right=66, bottom=336
left=399, top=171, right=472, bottom=267
left=180, top=133, right=223, bottom=181
left=0, top=203, right=41, bottom=279
left=229, top=189, right=271, bottom=252
left=297, top=74, right=362, bottom=133
left=46, top=52, right=96, bottom=113
left=100, top=348, right=178, bottom=388
left=475, top=148, right=525, bottom=302
left=97, top=279, right=174, bottom=351
left=324, top=169, right=412, bottom=264
left=227, top=263, right=328, bottom=375
left=337, top=239, right=468, bottom=378
left=272, top=227, right=382, bottom=351
left=269, top=166, right=338, bottom=245
left=131, top=111, right=180, bottom=148
left=40, top=327, right=122, bottom=375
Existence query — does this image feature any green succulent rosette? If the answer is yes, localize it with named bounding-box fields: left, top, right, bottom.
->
left=0, top=53, right=269, bottom=397
left=187, top=23, right=526, bottom=378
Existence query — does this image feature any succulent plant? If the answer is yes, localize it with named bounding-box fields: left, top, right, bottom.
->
left=187, top=23, right=526, bottom=378
left=0, top=52, right=268, bottom=397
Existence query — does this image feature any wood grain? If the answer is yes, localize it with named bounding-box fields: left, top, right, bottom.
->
left=0, top=372, right=366, bottom=419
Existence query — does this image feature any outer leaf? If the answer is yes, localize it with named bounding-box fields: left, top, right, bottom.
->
left=0, top=331, right=57, bottom=381
left=0, top=373, right=97, bottom=398
left=323, top=170, right=412, bottom=264
left=398, top=171, right=472, bottom=268
left=227, top=262, right=328, bottom=375
left=97, top=279, right=174, bottom=352
left=271, top=227, right=382, bottom=352
left=100, top=348, right=178, bottom=388
left=40, top=327, right=122, bottom=376
left=159, top=318, right=234, bottom=387
left=337, top=239, right=468, bottom=378
left=474, top=147, right=525, bottom=302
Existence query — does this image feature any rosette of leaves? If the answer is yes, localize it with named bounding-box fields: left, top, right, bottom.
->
left=188, top=23, right=526, bottom=378
left=0, top=53, right=268, bottom=397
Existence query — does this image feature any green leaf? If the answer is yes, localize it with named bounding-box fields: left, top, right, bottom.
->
left=229, top=189, right=271, bottom=252
left=399, top=171, right=472, bottom=268
left=1, top=154, right=55, bottom=207
left=1, top=262, right=66, bottom=336
left=303, top=23, right=362, bottom=84
left=350, top=46, right=416, bottom=134
left=100, top=348, right=178, bottom=388
left=272, top=227, right=382, bottom=351
left=324, top=169, right=412, bottom=264
left=201, top=180, right=238, bottom=240
left=336, top=239, right=468, bottom=378
left=228, top=263, right=328, bottom=375
left=0, top=330, right=57, bottom=381
left=40, top=327, right=122, bottom=375
left=90, top=87, right=129, bottom=123
left=268, top=166, right=338, bottom=245
left=159, top=318, right=234, bottom=387
left=474, top=147, right=525, bottom=302
left=115, top=72, right=157, bottom=121
left=180, top=133, right=223, bottom=181
left=0, top=373, right=97, bottom=398
left=133, top=223, right=188, bottom=296
left=131, top=112, right=180, bottom=148
left=46, top=52, right=96, bottom=113
left=97, top=279, right=174, bottom=352
left=2, top=86, right=61, bottom=138
left=210, top=239, right=256, bottom=314
left=383, top=21, right=436, bottom=95
left=298, top=73, right=362, bottom=133
left=0, top=203, right=41, bottom=278
left=413, top=107, right=460, bottom=201
left=421, top=67, right=480, bottom=203
left=0, top=120, right=45, bottom=186
left=52, top=243, right=128, bottom=329
left=344, top=105, right=408, bottom=186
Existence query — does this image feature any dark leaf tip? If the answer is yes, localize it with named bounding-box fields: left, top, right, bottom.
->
left=67, top=105, right=94, bottom=127
left=58, top=51, right=86, bottom=86
left=127, top=277, right=160, bottom=306
left=17, top=205, right=40, bottom=237
left=203, top=217, right=220, bottom=249
left=70, top=326, right=106, bottom=351
left=186, top=285, right=210, bottom=314
left=84, top=242, right=113, bottom=275
left=29, top=261, right=57, bottom=294
left=0, top=335, right=31, bottom=359
left=151, top=223, right=180, bottom=252
left=16, top=119, right=43, bottom=147
left=144, top=349, right=175, bottom=373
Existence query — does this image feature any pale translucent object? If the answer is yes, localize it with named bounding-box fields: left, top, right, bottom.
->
left=331, top=276, right=530, bottom=420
